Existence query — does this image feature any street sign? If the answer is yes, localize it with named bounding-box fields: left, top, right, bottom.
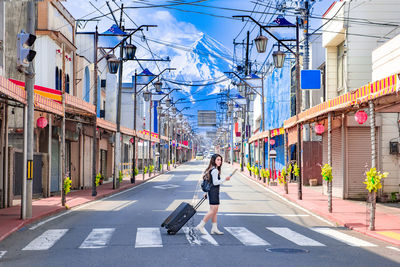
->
left=301, top=70, right=321, bottom=90
left=198, top=110, right=217, bottom=127
left=269, top=149, right=277, bottom=159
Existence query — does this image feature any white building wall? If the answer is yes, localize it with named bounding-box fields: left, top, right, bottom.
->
left=379, top=113, right=400, bottom=194
left=372, top=34, right=400, bottom=81
left=34, top=36, right=58, bottom=88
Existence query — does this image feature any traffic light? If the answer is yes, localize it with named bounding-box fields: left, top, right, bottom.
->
left=17, top=31, right=36, bottom=68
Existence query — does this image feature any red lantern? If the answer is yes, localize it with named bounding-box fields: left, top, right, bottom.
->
left=37, top=117, right=48, bottom=128
left=264, top=138, right=268, bottom=142
left=355, top=110, right=368, bottom=124
left=255, top=141, right=258, bottom=147
left=270, top=139, right=275, bottom=146
left=315, top=124, right=325, bottom=135
left=130, top=138, right=134, bottom=144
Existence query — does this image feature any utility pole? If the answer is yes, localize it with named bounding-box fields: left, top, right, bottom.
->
left=25, top=0, right=35, bottom=219
left=92, top=27, right=98, bottom=197
left=245, top=31, right=251, bottom=167
left=131, top=71, right=137, bottom=183
left=114, top=40, right=124, bottom=189
left=61, top=43, right=66, bottom=206
left=295, top=19, right=303, bottom=200
left=148, top=97, right=152, bottom=175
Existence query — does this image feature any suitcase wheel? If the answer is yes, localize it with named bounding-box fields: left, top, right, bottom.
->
left=161, top=223, right=165, bottom=227
left=167, top=230, right=176, bottom=235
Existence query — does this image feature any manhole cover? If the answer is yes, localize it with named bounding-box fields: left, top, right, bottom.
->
left=266, top=248, right=310, bottom=254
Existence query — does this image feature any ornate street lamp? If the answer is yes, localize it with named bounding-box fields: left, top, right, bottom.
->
left=237, top=82, right=245, bottom=93
left=248, top=91, right=255, bottom=101
left=124, top=44, right=137, bottom=60
left=227, top=110, right=232, bottom=117
left=179, top=113, right=183, bottom=120
left=107, top=56, right=120, bottom=74
left=228, top=102, right=234, bottom=112
left=154, top=80, right=162, bottom=92
left=143, top=89, right=151, bottom=102
left=157, top=105, right=163, bottom=114
left=166, top=98, right=172, bottom=107
left=172, top=106, right=177, bottom=114
left=254, top=31, right=268, bottom=53
left=236, top=110, right=242, bottom=118
left=272, top=50, right=286, bottom=69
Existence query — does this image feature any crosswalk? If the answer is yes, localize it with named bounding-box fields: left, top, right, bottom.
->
left=12, top=226, right=378, bottom=252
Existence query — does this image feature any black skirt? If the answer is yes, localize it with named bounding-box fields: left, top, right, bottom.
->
left=208, top=185, right=220, bottom=205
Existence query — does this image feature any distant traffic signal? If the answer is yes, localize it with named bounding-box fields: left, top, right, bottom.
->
left=17, top=31, right=36, bottom=68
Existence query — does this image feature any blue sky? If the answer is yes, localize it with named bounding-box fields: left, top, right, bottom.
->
left=64, top=0, right=337, bottom=133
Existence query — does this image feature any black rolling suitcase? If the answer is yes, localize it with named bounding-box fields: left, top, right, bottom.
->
left=161, top=196, right=207, bottom=235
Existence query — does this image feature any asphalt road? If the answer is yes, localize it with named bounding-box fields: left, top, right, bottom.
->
left=1, top=160, right=399, bottom=267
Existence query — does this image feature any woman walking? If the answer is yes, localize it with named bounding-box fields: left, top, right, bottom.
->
left=196, top=154, right=231, bottom=235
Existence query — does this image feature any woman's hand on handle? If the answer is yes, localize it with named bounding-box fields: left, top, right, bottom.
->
left=226, top=176, right=231, bottom=181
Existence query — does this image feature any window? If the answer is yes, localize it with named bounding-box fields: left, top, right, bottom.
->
left=55, top=67, right=59, bottom=90
left=337, top=41, right=345, bottom=91
left=59, top=69, right=63, bottom=91
left=65, top=74, right=70, bottom=94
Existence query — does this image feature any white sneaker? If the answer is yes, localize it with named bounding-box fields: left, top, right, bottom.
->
left=196, top=221, right=207, bottom=235
left=196, top=225, right=207, bottom=235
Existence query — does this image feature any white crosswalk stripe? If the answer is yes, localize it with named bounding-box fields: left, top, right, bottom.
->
left=135, top=228, right=163, bottom=248
left=0, top=251, right=7, bottom=259
left=79, top=228, right=115, bottom=249
left=182, top=227, right=218, bottom=246
left=312, top=228, right=377, bottom=247
left=267, top=227, right=325, bottom=246
left=225, top=227, right=270, bottom=246
left=22, top=229, right=68, bottom=251
left=15, top=226, right=381, bottom=251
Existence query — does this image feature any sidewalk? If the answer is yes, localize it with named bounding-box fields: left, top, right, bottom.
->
left=231, top=162, right=400, bottom=247
left=0, top=164, right=177, bottom=242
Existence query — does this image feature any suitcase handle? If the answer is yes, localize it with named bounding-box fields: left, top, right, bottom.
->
left=193, top=194, right=207, bottom=210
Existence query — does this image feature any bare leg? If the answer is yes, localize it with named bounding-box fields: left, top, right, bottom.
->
left=211, top=205, right=219, bottom=223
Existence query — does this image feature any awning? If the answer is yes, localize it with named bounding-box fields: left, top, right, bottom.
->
left=248, top=127, right=284, bottom=143
left=284, top=73, right=399, bottom=128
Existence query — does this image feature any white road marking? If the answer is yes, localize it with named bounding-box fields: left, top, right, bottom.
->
left=183, top=227, right=202, bottom=246
left=387, top=246, right=400, bottom=252
left=312, top=228, right=377, bottom=247
left=196, top=213, right=309, bottom=217
left=135, top=228, right=163, bottom=248
left=225, top=227, right=270, bottom=246
left=79, top=228, right=115, bottom=249
left=267, top=227, right=325, bottom=246
left=29, top=169, right=175, bottom=230
left=153, top=184, right=180, bottom=189
left=112, top=200, right=137, bottom=211
left=22, top=229, right=68, bottom=250
left=183, top=227, right=218, bottom=246
left=0, top=251, right=7, bottom=259
left=237, top=171, right=335, bottom=226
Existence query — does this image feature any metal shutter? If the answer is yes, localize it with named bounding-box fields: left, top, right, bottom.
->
left=347, top=127, right=376, bottom=199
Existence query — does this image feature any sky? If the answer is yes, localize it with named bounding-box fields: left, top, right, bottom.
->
left=63, top=0, right=337, bottom=133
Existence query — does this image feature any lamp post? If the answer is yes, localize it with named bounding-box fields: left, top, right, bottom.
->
left=131, top=68, right=175, bottom=183
left=234, top=15, right=303, bottom=199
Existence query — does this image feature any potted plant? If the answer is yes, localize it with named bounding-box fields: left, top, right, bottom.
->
left=118, top=170, right=123, bottom=183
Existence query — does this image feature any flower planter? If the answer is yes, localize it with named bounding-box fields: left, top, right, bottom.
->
left=269, top=181, right=277, bottom=186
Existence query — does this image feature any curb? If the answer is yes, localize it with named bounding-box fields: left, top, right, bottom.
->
left=230, top=163, right=400, bottom=247
left=0, top=166, right=180, bottom=243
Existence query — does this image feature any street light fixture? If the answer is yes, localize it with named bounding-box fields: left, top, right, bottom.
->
left=124, top=44, right=137, bottom=60
left=143, top=89, right=151, bottom=102
left=154, top=80, right=162, bottom=92
left=254, top=31, right=268, bottom=53
left=172, top=106, right=177, bottom=114
left=248, top=91, right=255, bottom=101
left=238, top=82, right=245, bottom=93
left=166, top=98, right=172, bottom=107
left=273, top=50, right=286, bottom=69
left=107, top=56, right=120, bottom=74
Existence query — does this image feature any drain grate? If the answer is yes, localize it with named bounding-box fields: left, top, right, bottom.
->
left=266, top=248, right=310, bottom=254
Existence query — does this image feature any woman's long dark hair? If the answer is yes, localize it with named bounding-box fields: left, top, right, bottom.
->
left=205, top=154, right=222, bottom=175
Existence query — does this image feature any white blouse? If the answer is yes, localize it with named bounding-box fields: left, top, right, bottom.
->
left=210, top=168, right=226, bottom=185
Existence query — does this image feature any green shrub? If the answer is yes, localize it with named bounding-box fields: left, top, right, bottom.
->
left=119, top=170, right=123, bottom=182
left=134, top=167, right=139, bottom=176
left=144, top=166, right=148, bottom=174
